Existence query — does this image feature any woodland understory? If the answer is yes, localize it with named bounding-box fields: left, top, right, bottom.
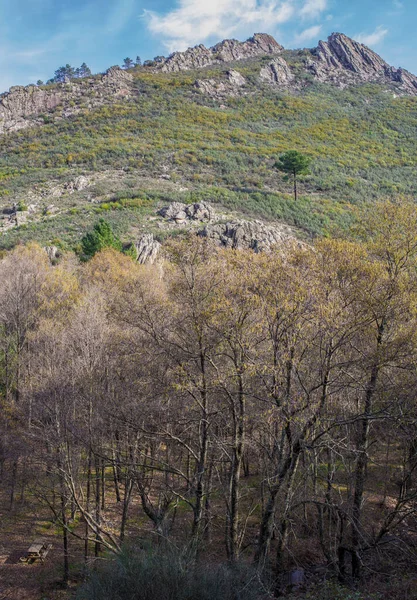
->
left=2, top=201, right=417, bottom=599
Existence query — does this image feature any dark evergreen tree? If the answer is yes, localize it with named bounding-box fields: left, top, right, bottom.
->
left=75, top=63, right=92, bottom=78
left=122, top=57, right=134, bottom=70
left=81, top=219, right=122, bottom=260
left=53, top=64, right=75, bottom=83
left=275, top=150, right=311, bottom=202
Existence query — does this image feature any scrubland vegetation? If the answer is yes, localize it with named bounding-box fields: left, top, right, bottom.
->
left=1, top=61, right=417, bottom=250
left=2, top=201, right=417, bottom=598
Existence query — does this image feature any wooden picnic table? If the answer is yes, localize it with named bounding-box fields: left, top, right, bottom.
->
left=20, top=539, right=52, bottom=563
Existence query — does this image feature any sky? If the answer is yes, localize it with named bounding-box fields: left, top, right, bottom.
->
left=0, top=0, right=416, bottom=93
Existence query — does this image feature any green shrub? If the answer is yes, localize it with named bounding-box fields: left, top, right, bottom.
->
left=17, top=201, right=28, bottom=211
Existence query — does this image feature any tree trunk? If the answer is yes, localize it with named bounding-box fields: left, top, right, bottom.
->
left=351, top=320, right=384, bottom=579
left=293, top=170, right=297, bottom=202
left=84, top=449, right=92, bottom=564
left=94, top=454, right=101, bottom=557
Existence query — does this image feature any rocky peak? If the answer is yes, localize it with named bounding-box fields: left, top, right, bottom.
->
left=310, top=32, right=417, bottom=94
left=157, top=33, right=283, bottom=73
left=315, top=33, right=388, bottom=76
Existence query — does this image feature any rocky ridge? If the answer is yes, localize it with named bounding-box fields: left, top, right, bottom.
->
left=1, top=32, right=416, bottom=137
left=157, top=33, right=283, bottom=73
left=0, top=66, right=133, bottom=134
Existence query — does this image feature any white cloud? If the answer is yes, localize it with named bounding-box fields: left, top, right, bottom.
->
left=143, top=0, right=295, bottom=53
left=300, top=0, right=327, bottom=19
left=294, top=24, right=322, bottom=44
left=356, top=25, right=389, bottom=47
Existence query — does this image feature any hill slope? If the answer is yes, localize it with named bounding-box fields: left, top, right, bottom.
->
left=0, top=32, right=416, bottom=251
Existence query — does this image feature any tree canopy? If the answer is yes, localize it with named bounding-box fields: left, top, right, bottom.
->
left=275, top=150, right=311, bottom=201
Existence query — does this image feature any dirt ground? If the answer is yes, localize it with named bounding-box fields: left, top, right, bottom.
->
left=0, top=487, right=83, bottom=600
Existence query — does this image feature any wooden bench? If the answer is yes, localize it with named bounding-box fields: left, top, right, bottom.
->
left=20, top=539, right=52, bottom=564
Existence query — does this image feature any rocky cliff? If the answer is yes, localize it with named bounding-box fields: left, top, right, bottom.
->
left=157, top=33, right=283, bottom=73
left=0, top=66, right=133, bottom=135
left=309, top=33, right=417, bottom=94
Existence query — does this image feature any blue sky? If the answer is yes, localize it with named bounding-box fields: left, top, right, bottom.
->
left=0, top=0, right=415, bottom=93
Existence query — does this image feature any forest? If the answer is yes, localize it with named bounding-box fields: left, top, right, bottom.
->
left=2, top=200, right=417, bottom=599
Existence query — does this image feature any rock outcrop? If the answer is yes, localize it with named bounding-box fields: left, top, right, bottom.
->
left=134, top=234, right=161, bottom=264
left=157, top=33, right=283, bottom=73
left=158, top=201, right=215, bottom=223
left=195, top=70, right=246, bottom=98
left=44, top=246, right=60, bottom=263
left=157, top=201, right=300, bottom=253
left=309, top=33, right=417, bottom=94
left=259, top=57, right=294, bottom=85
left=198, top=219, right=298, bottom=252
left=0, top=67, right=133, bottom=134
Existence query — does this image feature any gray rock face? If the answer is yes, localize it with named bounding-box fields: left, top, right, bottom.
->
left=73, top=176, right=90, bottom=191
left=44, top=246, right=60, bottom=262
left=310, top=33, right=417, bottom=94
left=134, top=234, right=161, bottom=264
left=0, top=67, right=133, bottom=135
left=259, top=57, right=294, bottom=85
left=157, top=33, right=283, bottom=73
left=199, top=220, right=298, bottom=252
left=158, top=201, right=215, bottom=223
left=315, top=33, right=388, bottom=75
left=196, top=70, right=246, bottom=98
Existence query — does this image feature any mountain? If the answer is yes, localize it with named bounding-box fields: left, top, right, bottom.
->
left=0, top=32, right=416, bottom=252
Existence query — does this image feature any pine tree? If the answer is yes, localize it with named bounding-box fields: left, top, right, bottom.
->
left=81, top=219, right=122, bottom=260
left=122, top=57, right=134, bottom=70
left=53, top=64, right=75, bottom=83
left=75, top=63, right=92, bottom=78
left=275, top=150, right=311, bottom=202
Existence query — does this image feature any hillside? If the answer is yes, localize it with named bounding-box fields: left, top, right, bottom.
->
left=0, top=32, right=417, bottom=251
